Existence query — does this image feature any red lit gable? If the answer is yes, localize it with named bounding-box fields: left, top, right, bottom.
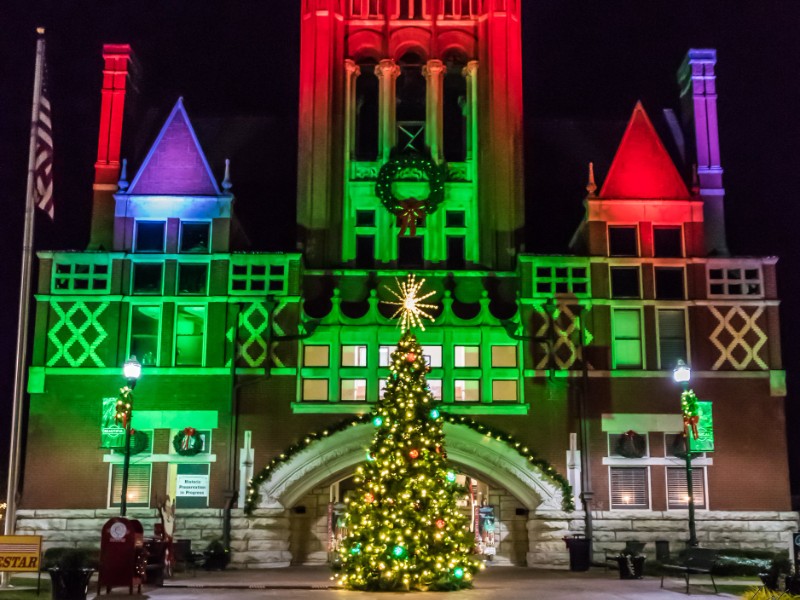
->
left=599, top=102, right=690, bottom=200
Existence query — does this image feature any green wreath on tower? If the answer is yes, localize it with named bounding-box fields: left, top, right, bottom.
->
left=375, top=150, right=447, bottom=237
left=172, top=427, right=204, bottom=456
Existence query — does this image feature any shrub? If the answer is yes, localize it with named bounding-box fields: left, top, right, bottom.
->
left=43, top=548, right=99, bottom=571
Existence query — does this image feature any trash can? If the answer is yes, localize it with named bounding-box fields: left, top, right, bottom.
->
left=616, top=555, right=645, bottom=579
left=563, top=535, right=591, bottom=572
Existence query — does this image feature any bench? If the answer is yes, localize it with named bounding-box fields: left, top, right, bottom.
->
left=660, top=548, right=719, bottom=595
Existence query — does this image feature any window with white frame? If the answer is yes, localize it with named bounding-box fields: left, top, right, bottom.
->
left=613, top=309, right=643, bottom=369
left=304, top=345, right=330, bottom=367
left=607, top=432, right=649, bottom=458
left=379, top=345, right=394, bottom=367
left=179, top=221, right=210, bottom=253
left=132, top=263, right=163, bottom=295
left=707, top=265, right=762, bottom=297
left=454, top=379, right=479, bottom=402
left=454, top=346, right=480, bottom=367
left=609, top=467, right=649, bottom=509
left=610, top=266, right=641, bottom=298
left=303, top=379, right=328, bottom=401
left=491, top=346, right=517, bottom=368
left=342, top=345, right=368, bottom=367
left=608, top=226, right=638, bottom=257
left=667, top=467, right=707, bottom=509
left=109, top=463, right=151, bottom=508
left=177, top=263, right=208, bottom=295
left=53, top=261, right=110, bottom=293
left=492, top=380, right=517, bottom=402
left=421, top=345, right=442, bottom=368
left=428, top=379, right=442, bottom=401
left=341, top=379, right=367, bottom=401
left=130, top=305, right=160, bottom=367
left=658, top=309, right=687, bottom=370
left=134, top=221, right=166, bottom=253
left=175, top=305, right=206, bottom=366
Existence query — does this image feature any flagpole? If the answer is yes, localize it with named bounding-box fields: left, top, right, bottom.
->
left=2, top=29, right=46, bottom=584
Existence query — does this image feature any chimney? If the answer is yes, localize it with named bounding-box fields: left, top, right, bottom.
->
left=678, top=49, right=729, bottom=256
left=88, top=44, right=133, bottom=250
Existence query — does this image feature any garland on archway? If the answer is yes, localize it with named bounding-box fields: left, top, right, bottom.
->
left=244, top=414, right=574, bottom=514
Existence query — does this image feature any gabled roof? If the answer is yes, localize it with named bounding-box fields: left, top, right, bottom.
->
left=127, top=98, right=222, bottom=196
left=599, top=101, right=690, bottom=200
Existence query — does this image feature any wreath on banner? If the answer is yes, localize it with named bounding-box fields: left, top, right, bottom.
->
left=173, top=427, right=204, bottom=456
left=375, top=151, right=447, bottom=237
left=615, top=430, right=647, bottom=459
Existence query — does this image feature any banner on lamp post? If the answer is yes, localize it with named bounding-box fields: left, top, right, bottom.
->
left=100, top=396, right=125, bottom=449
left=693, top=401, right=714, bottom=452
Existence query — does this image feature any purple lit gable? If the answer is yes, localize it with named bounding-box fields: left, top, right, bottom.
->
left=127, top=98, right=221, bottom=196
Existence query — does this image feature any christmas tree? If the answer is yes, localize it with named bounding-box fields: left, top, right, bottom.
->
left=336, top=276, right=479, bottom=591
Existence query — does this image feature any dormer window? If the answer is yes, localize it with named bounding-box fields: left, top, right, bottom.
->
left=180, top=222, right=210, bottom=253
left=653, top=226, right=683, bottom=258
left=608, top=226, right=638, bottom=257
left=134, top=221, right=166, bottom=253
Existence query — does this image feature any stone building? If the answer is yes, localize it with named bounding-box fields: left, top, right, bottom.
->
left=15, top=1, right=796, bottom=568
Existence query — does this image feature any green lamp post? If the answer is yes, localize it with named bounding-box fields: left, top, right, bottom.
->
left=673, top=359, right=698, bottom=547
left=120, top=356, right=142, bottom=516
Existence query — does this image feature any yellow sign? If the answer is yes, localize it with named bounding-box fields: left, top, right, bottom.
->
left=0, top=535, right=42, bottom=572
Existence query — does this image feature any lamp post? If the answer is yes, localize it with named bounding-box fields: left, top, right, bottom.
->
left=120, top=356, right=141, bottom=517
left=673, top=359, right=698, bottom=547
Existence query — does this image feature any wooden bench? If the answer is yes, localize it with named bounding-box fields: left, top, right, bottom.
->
left=660, top=548, right=719, bottom=594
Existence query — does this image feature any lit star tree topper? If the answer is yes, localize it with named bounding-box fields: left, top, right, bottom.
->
left=382, top=274, right=437, bottom=332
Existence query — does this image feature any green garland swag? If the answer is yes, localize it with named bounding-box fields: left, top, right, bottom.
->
left=244, top=414, right=574, bottom=514
left=173, top=427, right=203, bottom=456
left=375, top=151, right=447, bottom=235
left=681, top=389, right=701, bottom=439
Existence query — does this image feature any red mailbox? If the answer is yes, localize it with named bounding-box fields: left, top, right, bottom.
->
left=98, top=517, right=144, bottom=595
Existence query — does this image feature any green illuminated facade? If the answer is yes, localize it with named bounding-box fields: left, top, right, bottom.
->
left=17, top=5, right=796, bottom=568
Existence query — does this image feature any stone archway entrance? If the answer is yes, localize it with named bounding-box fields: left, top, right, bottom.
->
left=252, top=422, right=574, bottom=569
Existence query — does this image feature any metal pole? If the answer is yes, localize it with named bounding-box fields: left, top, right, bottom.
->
left=682, top=382, right=698, bottom=547
left=120, top=418, right=132, bottom=517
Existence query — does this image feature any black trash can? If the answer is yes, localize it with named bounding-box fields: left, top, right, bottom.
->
left=563, top=535, right=591, bottom=572
left=617, top=555, right=645, bottom=579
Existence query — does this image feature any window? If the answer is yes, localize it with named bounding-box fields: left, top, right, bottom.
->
left=303, top=379, right=328, bottom=401
left=178, top=264, right=208, bottom=295
left=109, top=463, right=151, bottom=508
left=664, top=433, right=706, bottom=459
left=229, top=260, right=286, bottom=294
left=135, top=221, right=166, bottom=253
left=175, top=306, right=206, bottom=366
left=667, top=467, right=707, bottom=509
left=609, top=467, right=649, bottom=509
left=446, top=211, right=466, bottom=228
left=454, top=346, right=480, bottom=367
left=654, top=227, right=683, bottom=258
left=492, top=380, right=517, bottom=402
left=421, top=345, right=442, bottom=368
left=130, top=305, right=160, bottom=366
left=342, top=345, right=368, bottom=367
left=379, top=346, right=394, bottom=367
left=708, top=265, right=762, bottom=297
left=356, top=210, right=376, bottom=227
left=610, top=267, right=640, bottom=298
left=613, top=309, right=643, bottom=369
left=179, top=222, right=210, bottom=253
left=454, top=379, right=479, bottom=402
left=356, top=235, right=375, bottom=269
left=304, top=346, right=329, bottom=367
left=608, top=433, right=649, bottom=458
left=655, top=267, right=685, bottom=300
left=608, top=226, right=638, bottom=256
left=341, top=379, right=367, bottom=402
left=658, top=310, right=687, bottom=370
left=398, top=237, right=424, bottom=268
left=53, top=261, right=110, bottom=293
left=427, top=379, right=442, bottom=401
left=491, top=346, right=517, bottom=368
left=534, top=265, right=590, bottom=297
left=447, top=236, right=465, bottom=269
left=132, top=263, right=163, bottom=294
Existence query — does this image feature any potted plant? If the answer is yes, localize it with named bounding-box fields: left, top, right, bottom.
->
left=43, top=547, right=98, bottom=600
left=616, top=548, right=645, bottom=579
left=203, top=540, right=230, bottom=571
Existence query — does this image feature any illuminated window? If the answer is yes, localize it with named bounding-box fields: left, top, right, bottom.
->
left=655, top=267, right=685, bottom=300
left=341, top=379, right=367, bottom=402
left=707, top=265, right=762, bottom=297
left=653, top=227, right=683, bottom=258
left=132, top=263, right=163, bottom=295
left=609, top=467, right=649, bottom=509
left=492, top=380, right=517, bottom=402
left=175, top=305, right=206, bottom=366
left=229, top=260, right=286, bottom=294
left=421, top=346, right=442, bottom=368
left=454, top=380, right=479, bottom=402
left=178, top=264, right=208, bottom=295
left=454, top=346, right=479, bottom=367
left=304, top=346, right=329, bottom=367
left=130, top=305, right=160, bottom=367
left=491, top=346, right=517, bottom=368
left=109, top=464, right=151, bottom=508
left=610, top=267, right=641, bottom=298
left=53, top=261, right=110, bottom=293
left=658, top=310, right=687, bottom=370
left=427, top=379, right=442, bottom=401
left=303, top=379, right=328, bottom=401
left=608, top=226, right=638, bottom=257
left=379, top=346, right=394, bottom=367
left=179, top=222, right=210, bottom=253
left=134, top=221, right=166, bottom=253
left=667, top=467, right=706, bottom=510
left=613, top=309, right=643, bottom=369
left=342, top=345, right=368, bottom=367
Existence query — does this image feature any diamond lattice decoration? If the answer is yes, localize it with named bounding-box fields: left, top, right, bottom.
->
left=47, top=301, right=109, bottom=367
left=708, top=305, right=768, bottom=370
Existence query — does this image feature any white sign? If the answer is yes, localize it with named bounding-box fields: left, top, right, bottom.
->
left=176, top=474, right=209, bottom=498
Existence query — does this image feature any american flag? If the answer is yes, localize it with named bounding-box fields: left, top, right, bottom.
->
left=34, top=61, right=54, bottom=220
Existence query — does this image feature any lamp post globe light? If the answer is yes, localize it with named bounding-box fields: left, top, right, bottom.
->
left=120, top=356, right=141, bottom=516
left=673, top=359, right=698, bottom=547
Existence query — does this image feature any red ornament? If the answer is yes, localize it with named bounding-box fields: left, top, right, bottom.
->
left=365, top=493, right=375, bottom=503
left=435, top=519, right=445, bottom=529
left=406, top=352, right=416, bottom=363
left=409, top=449, right=419, bottom=459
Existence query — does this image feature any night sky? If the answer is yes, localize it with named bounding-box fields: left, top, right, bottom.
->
left=1, top=2, right=799, bottom=499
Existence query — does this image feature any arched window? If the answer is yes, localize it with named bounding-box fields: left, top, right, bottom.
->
left=443, top=54, right=467, bottom=161
left=396, top=52, right=426, bottom=152
left=355, top=59, right=379, bottom=161
left=398, top=0, right=426, bottom=19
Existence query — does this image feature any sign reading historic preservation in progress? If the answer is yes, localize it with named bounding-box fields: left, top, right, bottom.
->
left=694, top=401, right=715, bottom=453
left=101, top=396, right=125, bottom=449
left=176, top=474, right=209, bottom=498
left=0, top=535, right=42, bottom=572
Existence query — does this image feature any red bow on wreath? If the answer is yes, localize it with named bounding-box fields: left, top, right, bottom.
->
left=181, top=427, right=197, bottom=450
left=398, top=199, right=426, bottom=237
left=683, top=415, right=700, bottom=440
